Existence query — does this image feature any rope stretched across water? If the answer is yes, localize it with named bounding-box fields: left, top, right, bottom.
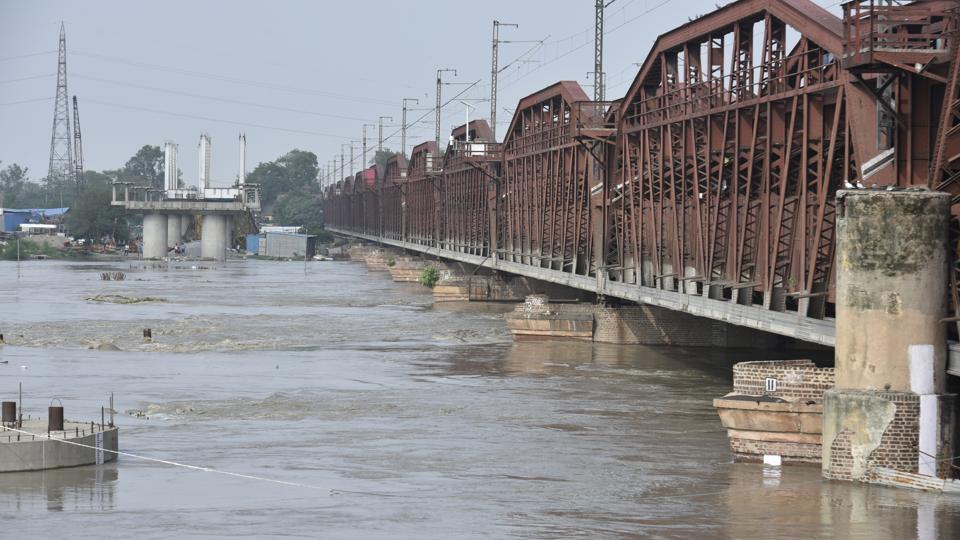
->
left=1, top=425, right=332, bottom=493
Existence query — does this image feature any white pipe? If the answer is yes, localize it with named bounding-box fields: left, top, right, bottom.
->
left=198, top=134, right=211, bottom=194
left=164, top=142, right=176, bottom=192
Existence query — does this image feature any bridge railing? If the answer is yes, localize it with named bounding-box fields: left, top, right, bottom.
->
left=842, top=0, right=956, bottom=68
left=503, top=123, right=575, bottom=158
left=445, top=141, right=502, bottom=167
left=622, top=48, right=837, bottom=129
left=574, top=101, right=617, bottom=138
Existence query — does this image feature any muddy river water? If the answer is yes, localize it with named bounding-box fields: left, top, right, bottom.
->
left=1, top=259, right=959, bottom=539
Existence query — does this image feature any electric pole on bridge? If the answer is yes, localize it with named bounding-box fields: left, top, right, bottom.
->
left=435, top=68, right=457, bottom=152
left=362, top=123, right=375, bottom=169
left=349, top=141, right=357, bottom=177
left=378, top=116, right=392, bottom=153
left=490, top=20, right=518, bottom=142
left=592, top=0, right=614, bottom=102
left=401, top=98, right=418, bottom=158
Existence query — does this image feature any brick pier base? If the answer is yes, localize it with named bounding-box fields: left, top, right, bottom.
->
left=504, top=296, right=793, bottom=348
left=823, top=390, right=956, bottom=481
left=714, top=360, right=834, bottom=464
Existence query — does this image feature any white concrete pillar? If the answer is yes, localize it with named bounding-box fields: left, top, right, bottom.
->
left=662, top=261, right=675, bottom=292
left=200, top=214, right=227, bottom=261
left=684, top=265, right=698, bottom=295
left=640, top=256, right=654, bottom=288
left=224, top=217, right=234, bottom=252
left=167, top=214, right=182, bottom=248
left=142, top=214, right=168, bottom=259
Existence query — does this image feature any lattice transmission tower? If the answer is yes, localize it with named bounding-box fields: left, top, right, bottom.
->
left=47, top=22, right=74, bottom=191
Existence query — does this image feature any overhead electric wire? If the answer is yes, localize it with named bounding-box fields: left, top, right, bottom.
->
left=72, top=73, right=374, bottom=122
left=498, top=0, right=676, bottom=92
left=0, top=50, right=56, bottom=63
left=0, top=73, right=54, bottom=85
left=0, top=96, right=54, bottom=106
left=331, top=79, right=482, bottom=177
left=82, top=98, right=351, bottom=139
left=71, top=50, right=396, bottom=107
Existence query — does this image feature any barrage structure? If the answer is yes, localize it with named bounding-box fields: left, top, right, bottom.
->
left=324, top=0, right=960, bottom=373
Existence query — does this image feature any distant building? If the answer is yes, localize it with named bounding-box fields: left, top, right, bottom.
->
left=245, top=233, right=261, bottom=254
left=260, top=226, right=303, bottom=234
left=1, top=207, right=69, bottom=233
left=259, top=231, right=316, bottom=258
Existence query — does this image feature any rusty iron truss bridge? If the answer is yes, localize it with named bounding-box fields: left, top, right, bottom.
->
left=323, top=0, right=960, bottom=374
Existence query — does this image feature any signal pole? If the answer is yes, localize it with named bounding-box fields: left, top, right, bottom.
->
left=435, top=68, right=457, bottom=151
left=401, top=98, right=418, bottom=158
left=491, top=20, right=517, bottom=141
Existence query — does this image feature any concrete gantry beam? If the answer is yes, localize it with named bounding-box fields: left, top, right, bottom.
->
left=142, top=213, right=168, bottom=259
left=200, top=214, right=227, bottom=261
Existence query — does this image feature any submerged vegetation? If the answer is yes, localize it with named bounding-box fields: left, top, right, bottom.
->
left=0, top=238, right=71, bottom=260
left=419, top=265, right=440, bottom=288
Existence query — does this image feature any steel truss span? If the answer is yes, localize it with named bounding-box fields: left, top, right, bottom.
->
left=323, top=0, right=960, bottom=344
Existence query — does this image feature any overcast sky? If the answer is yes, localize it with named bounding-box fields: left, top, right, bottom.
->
left=0, top=0, right=841, bottom=188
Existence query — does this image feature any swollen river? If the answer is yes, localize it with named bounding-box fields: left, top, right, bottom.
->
left=1, top=259, right=959, bottom=538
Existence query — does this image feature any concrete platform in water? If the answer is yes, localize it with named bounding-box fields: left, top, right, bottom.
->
left=1, top=404, right=119, bottom=473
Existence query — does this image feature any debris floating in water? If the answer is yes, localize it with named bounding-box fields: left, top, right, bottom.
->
left=85, top=294, right=167, bottom=304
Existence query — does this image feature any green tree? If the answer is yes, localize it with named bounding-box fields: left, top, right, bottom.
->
left=0, top=162, right=29, bottom=207
left=272, top=189, right=325, bottom=235
left=123, top=145, right=164, bottom=189
left=66, top=181, right=128, bottom=242
left=11, top=181, right=48, bottom=208
left=247, top=149, right=319, bottom=207
left=370, top=148, right=403, bottom=169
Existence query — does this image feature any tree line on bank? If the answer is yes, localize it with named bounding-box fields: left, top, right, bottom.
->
left=0, top=145, right=406, bottom=244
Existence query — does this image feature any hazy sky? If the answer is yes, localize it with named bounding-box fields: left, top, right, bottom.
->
left=0, top=0, right=841, bottom=188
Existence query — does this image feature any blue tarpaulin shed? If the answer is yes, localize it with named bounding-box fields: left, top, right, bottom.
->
left=1, top=207, right=70, bottom=232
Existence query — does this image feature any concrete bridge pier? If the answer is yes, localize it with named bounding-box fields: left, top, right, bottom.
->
left=142, top=213, right=168, bottom=259
left=224, top=217, right=234, bottom=252
left=180, top=215, right=192, bottom=240
left=504, top=295, right=786, bottom=347
left=823, top=190, right=956, bottom=483
left=167, top=214, right=182, bottom=248
left=200, top=214, right=227, bottom=261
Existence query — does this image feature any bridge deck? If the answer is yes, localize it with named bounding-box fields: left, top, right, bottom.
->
left=328, top=227, right=960, bottom=378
